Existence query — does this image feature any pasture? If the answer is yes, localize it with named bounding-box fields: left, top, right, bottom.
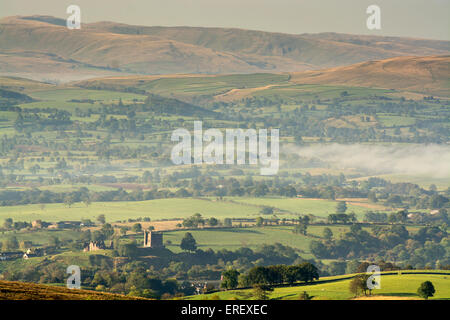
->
left=28, top=88, right=146, bottom=102
left=0, top=198, right=260, bottom=223
left=0, top=196, right=374, bottom=223
left=164, top=226, right=315, bottom=254
left=227, top=197, right=377, bottom=219
left=187, top=272, right=450, bottom=300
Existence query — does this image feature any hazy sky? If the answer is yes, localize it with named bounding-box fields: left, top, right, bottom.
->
left=1, top=0, right=449, bottom=40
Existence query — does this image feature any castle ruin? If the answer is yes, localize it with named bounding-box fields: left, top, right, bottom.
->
left=143, top=230, right=164, bottom=248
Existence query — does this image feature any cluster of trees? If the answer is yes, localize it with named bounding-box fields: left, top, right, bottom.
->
left=181, top=214, right=218, bottom=229
left=364, top=209, right=448, bottom=225
left=2, top=240, right=314, bottom=298
left=221, top=262, right=319, bottom=290
left=327, top=213, right=357, bottom=224
left=2, top=259, right=195, bottom=299
left=319, top=260, right=400, bottom=277
left=310, top=224, right=449, bottom=269
left=13, top=110, right=72, bottom=132
left=2, top=218, right=32, bottom=231
left=244, top=263, right=319, bottom=286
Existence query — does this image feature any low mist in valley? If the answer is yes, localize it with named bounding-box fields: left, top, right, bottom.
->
left=287, top=143, right=450, bottom=178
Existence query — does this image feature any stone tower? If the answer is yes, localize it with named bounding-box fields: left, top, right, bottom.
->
left=143, top=230, right=163, bottom=248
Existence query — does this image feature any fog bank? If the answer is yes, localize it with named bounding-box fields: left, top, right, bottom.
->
left=288, top=143, right=450, bottom=178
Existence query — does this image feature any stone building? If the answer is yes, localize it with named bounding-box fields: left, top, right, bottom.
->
left=83, top=241, right=106, bottom=252
left=143, top=230, right=163, bottom=248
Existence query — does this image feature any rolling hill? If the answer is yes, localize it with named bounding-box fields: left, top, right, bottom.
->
left=0, top=16, right=311, bottom=78
left=86, top=22, right=450, bottom=67
left=1, top=272, right=448, bottom=300
left=74, top=55, right=450, bottom=99
left=186, top=271, right=450, bottom=300
left=1, top=15, right=449, bottom=81
left=289, top=55, right=450, bottom=97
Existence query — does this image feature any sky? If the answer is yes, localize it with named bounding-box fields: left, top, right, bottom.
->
left=0, top=0, right=449, bottom=40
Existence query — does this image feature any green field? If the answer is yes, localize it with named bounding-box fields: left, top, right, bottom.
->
left=28, top=88, right=146, bottom=102
left=377, top=115, right=417, bottom=127
left=372, top=174, right=450, bottom=191
left=0, top=198, right=260, bottom=223
left=186, top=272, right=450, bottom=300
left=0, top=229, right=83, bottom=246
left=0, top=196, right=370, bottom=223
left=250, top=84, right=394, bottom=101
left=164, top=226, right=315, bottom=254
left=228, top=197, right=377, bottom=219
left=141, top=73, right=290, bottom=97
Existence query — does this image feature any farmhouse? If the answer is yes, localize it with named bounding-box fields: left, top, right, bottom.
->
left=23, top=253, right=37, bottom=259
left=22, top=248, right=44, bottom=259
left=32, top=220, right=42, bottom=229
left=48, top=221, right=81, bottom=230
left=31, top=220, right=50, bottom=229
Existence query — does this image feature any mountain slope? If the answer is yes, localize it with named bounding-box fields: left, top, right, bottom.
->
left=0, top=16, right=312, bottom=77
left=289, top=55, right=450, bottom=96
left=1, top=15, right=449, bottom=81
left=86, top=22, right=450, bottom=68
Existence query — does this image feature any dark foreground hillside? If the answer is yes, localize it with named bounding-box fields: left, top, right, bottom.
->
left=0, top=280, right=144, bottom=300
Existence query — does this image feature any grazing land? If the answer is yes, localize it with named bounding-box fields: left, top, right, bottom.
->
left=186, top=272, right=450, bottom=300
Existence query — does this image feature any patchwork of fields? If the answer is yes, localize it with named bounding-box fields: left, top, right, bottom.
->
left=0, top=13, right=449, bottom=303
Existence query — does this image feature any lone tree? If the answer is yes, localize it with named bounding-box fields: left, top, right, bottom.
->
left=256, top=217, right=264, bottom=227
left=223, top=218, right=232, bottom=227
left=180, top=232, right=197, bottom=252
left=260, top=206, right=274, bottom=215
left=3, top=218, right=13, bottom=230
left=64, top=195, right=75, bottom=208
left=323, top=227, right=333, bottom=240
left=298, top=291, right=312, bottom=300
left=82, top=197, right=91, bottom=207
left=336, top=201, right=347, bottom=214
left=208, top=217, right=218, bottom=227
left=132, top=223, right=142, bottom=233
left=349, top=274, right=371, bottom=297
left=294, top=216, right=310, bottom=235
left=293, top=222, right=308, bottom=235
left=253, top=284, right=273, bottom=300
left=417, top=281, right=435, bottom=300
left=97, top=214, right=106, bottom=225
